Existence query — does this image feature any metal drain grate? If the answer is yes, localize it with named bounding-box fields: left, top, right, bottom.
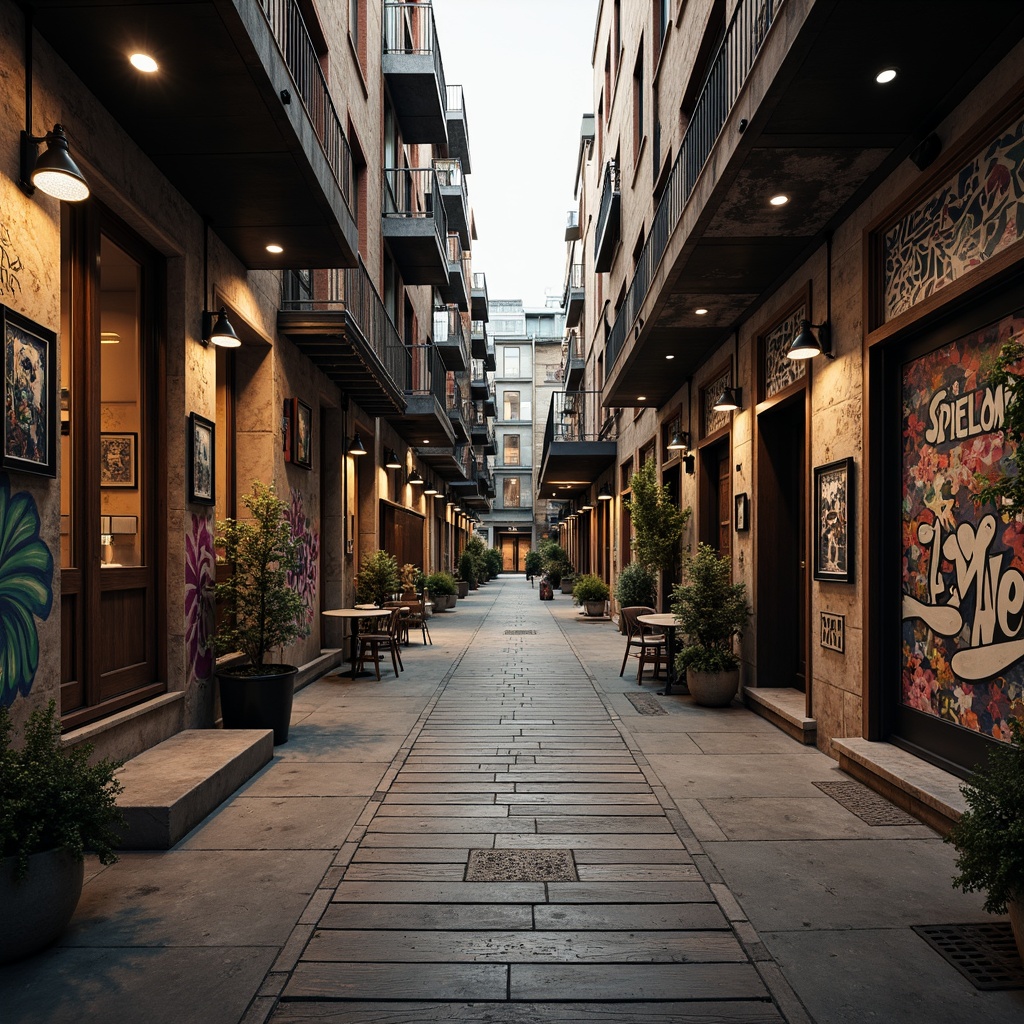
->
left=504, top=629, right=537, bottom=635
left=624, top=692, right=668, bottom=716
left=812, top=780, right=919, bottom=826
left=466, top=849, right=577, bottom=882
left=913, top=923, right=1024, bottom=990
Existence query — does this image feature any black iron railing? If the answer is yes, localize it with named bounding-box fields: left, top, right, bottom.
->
left=543, top=390, right=618, bottom=456
left=382, top=167, right=445, bottom=230
left=559, top=329, right=584, bottom=380
left=594, top=160, right=620, bottom=259
left=433, top=157, right=464, bottom=189
left=257, top=0, right=352, bottom=203
left=383, top=1, right=446, bottom=101
left=446, top=84, right=465, bottom=112
left=605, top=0, right=782, bottom=374
left=406, top=343, right=447, bottom=408
left=434, top=304, right=465, bottom=346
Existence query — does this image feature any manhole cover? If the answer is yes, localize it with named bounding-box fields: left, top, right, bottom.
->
left=504, top=629, right=537, bottom=635
left=624, top=692, right=668, bottom=716
left=913, top=923, right=1024, bottom=990
left=812, top=780, right=919, bottom=826
left=466, top=849, right=577, bottom=882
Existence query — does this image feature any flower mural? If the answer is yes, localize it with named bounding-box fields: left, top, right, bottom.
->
left=0, top=474, right=53, bottom=707
left=285, top=488, right=319, bottom=628
left=185, top=513, right=216, bottom=682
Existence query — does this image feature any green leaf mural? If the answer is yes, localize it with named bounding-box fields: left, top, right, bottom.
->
left=0, top=475, right=54, bottom=707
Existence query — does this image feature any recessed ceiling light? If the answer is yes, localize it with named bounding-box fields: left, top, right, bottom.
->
left=875, top=68, right=897, bottom=84
left=129, top=53, right=158, bottom=73
left=423, top=439, right=430, bottom=444
left=665, top=354, right=675, bottom=360
left=265, top=243, right=283, bottom=254
left=769, top=194, right=790, bottom=206
left=694, top=307, right=709, bottom=315
left=637, top=395, right=647, bottom=401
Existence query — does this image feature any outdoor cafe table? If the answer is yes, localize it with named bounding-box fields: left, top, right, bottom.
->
left=322, top=607, right=392, bottom=680
left=636, top=613, right=684, bottom=696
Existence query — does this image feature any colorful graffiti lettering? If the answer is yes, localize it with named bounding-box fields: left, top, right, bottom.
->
left=286, top=488, right=319, bottom=627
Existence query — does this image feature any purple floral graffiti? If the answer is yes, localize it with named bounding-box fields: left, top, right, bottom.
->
left=185, top=513, right=216, bottom=681
left=286, top=488, right=319, bottom=627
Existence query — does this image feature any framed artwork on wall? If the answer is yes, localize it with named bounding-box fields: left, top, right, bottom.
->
left=734, top=492, right=749, bottom=532
left=188, top=412, right=215, bottom=505
left=292, top=398, right=312, bottom=469
left=2, top=305, right=57, bottom=477
left=282, top=398, right=292, bottom=462
left=99, top=432, right=137, bottom=488
left=814, top=457, right=854, bottom=583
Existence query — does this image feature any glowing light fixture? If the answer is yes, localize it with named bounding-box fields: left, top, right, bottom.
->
left=130, top=53, right=159, bottom=73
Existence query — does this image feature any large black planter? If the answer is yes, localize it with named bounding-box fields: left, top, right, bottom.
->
left=218, top=665, right=297, bottom=744
left=0, top=848, right=84, bottom=963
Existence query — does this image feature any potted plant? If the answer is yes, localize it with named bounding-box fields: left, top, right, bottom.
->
left=572, top=573, right=610, bottom=616
left=465, top=538, right=488, bottom=585
left=525, top=550, right=543, bottom=580
left=214, top=481, right=310, bottom=744
left=539, top=540, right=569, bottom=589
left=626, top=461, right=692, bottom=605
left=485, top=547, right=503, bottom=579
left=354, top=549, right=402, bottom=608
left=0, top=700, right=124, bottom=963
left=458, top=550, right=477, bottom=591
left=946, top=716, right=1024, bottom=962
left=614, top=561, right=658, bottom=633
left=425, top=572, right=457, bottom=611
left=671, top=542, right=750, bottom=707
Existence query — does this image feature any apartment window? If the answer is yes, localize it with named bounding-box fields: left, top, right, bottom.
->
left=604, top=46, right=611, bottom=123
left=350, top=0, right=366, bottom=66
left=633, top=42, right=644, bottom=161
left=504, top=346, right=520, bottom=376
left=655, top=0, right=670, bottom=52
left=504, top=477, right=521, bottom=508
left=504, top=390, right=520, bottom=420
left=504, top=434, right=521, bottom=466
left=614, top=0, right=622, bottom=64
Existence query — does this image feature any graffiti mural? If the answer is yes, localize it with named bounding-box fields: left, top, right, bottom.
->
left=185, top=513, right=215, bottom=682
left=0, top=473, right=54, bottom=707
left=0, top=224, right=24, bottom=300
left=884, top=115, right=1024, bottom=322
left=286, top=488, right=319, bottom=628
left=901, top=310, right=1024, bottom=741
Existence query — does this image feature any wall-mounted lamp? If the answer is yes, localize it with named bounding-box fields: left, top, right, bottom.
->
left=424, top=481, right=439, bottom=496
left=347, top=433, right=367, bottom=456
left=788, top=320, right=833, bottom=360
left=667, top=429, right=690, bottom=452
left=446, top=493, right=456, bottom=507
left=712, top=386, right=742, bottom=412
left=201, top=307, right=241, bottom=348
left=21, top=124, right=89, bottom=202
left=408, top=470, right=423, bottom=486
left=580, top=501, right=594, bottom=511
left=384, top=447, right=402, bottom=469
left=597, top=484, right=613, bottom=501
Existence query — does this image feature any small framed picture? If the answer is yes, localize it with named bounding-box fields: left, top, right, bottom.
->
left=814, top=457, right=854, bottom=583
left=734, top=492, right=749, bottom=532
left=99, top=432, right=137, bottom=488
left=292, top=397, right=312, bottom=469
left=188, top=412, right=215, bottom=505
left=2, top=305, right=57, bottom=477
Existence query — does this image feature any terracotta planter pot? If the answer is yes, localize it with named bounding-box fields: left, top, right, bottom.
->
left=0, top=848, right=84, bottom=963
left=687, top=668, right=740, bottom=707
left=218, top=665, right=297, bottom=744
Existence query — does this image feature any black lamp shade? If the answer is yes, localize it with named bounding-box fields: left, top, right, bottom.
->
left=788, top=320, right=822, bottom=360
left=348, top=433, right=367, bottom=456
left=385, top=448, right=402, bottom=469
left=712, top=386, right=742, bottom=412
left=203, top=307, right=241, bottom=348
left=28, top=124, right=89, bottom=202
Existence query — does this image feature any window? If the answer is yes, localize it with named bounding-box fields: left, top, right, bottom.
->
left=503, top=477, right=521, bottom=508
left=504, top=434, right=521, bottom=466
left=504, top=390, right=520, bottom=420
left=633, top=42, right=644, bottom=161
left=504, top=346, right=520, bottom=376
left=655, top=0, right=670, bottom=52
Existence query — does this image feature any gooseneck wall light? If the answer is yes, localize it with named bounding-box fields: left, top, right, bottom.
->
left=713, top=336, right=743, bottom=412
left=789, top=234, right=835, bottom=360
left=347, top=433, right=367, bottom=457
left=385, top=448, right=402, bottom=469
left=200, top=222, right=241, bottom=348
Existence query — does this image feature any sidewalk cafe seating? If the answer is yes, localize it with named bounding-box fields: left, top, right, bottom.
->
left=619, top=605, right=666, bottom=684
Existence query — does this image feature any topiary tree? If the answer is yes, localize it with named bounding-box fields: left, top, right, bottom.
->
left=458, top=550, right=476, bottom=587
left=525, top=550, right=543, bottom=578
left=626, top=460, right=692, bottom=581
left=354, top=549, right=401, bottom=607
left=485, top=547, right=503, bottom=578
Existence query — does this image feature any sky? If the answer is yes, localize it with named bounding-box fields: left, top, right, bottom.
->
left=431, top=0, right=599, bottom=309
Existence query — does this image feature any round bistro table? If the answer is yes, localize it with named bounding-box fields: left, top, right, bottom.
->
left=636, top=613, right=685, bottom=695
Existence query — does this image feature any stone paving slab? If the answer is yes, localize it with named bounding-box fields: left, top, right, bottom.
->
left=283, top=962, right=508, bottom=1001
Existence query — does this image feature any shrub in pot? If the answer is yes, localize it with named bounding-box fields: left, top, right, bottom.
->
left=572, top=573, right=610, bottom=616
left=355, top=549, right=402, bottom=607
left=425, top=572, right=457, bottom=611
left=465, top=537, right=488, bottom=584
left=539, top=540, right=569, bottom=589
left=214, top=481, right=310, bottom=744
left=485, top=547, right=503, bottom=579
left=946, top=716, right=1024, bottom=962
left=671, top=543, right=750, bottom=707
left=0, top=700, right=124, bottom=962
left=615, top=562, right=657, bottom=633
left=525, top=550, right=543, bottom=579
left=458, top=551, right=476, bottom=590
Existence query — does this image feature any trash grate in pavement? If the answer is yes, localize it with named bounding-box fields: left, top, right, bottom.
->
left=812, top=780, right=918, bottom=826
left=466, top=849, right=577, bottom=882
left=912, top=923, right=1024, bottom=990
left=504, top=629, right=537, bottom=635
left=624, top=692, right=668, bottom=716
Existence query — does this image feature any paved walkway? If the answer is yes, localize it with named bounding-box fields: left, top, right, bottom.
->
left=3, top=576, right=1023, bottom=1023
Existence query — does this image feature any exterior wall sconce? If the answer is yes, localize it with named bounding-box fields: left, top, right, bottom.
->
left=201, top=307, right=241, bottom=348
left=712, top=386, right=742, bottom=412
left=20, top=124, right=89, bottom=202
left=384, top=447, right=402, bottom=469
left=446, top=493, right=455, bottom=507
left=788, top=320, right=833, bottom=360
left=667, top=429, right=690, bottom=452
left=408, top=470, right=423, bottom=486
left=347, top=433, right=367, bottom=456
left=580, top=501, right=594, bottom=511
left=424, top=481, right=439, bottom=496
left=597, top=484, right=613, bottom=501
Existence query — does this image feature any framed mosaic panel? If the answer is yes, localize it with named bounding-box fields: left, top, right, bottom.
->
left=813, top=458, right=853, bottom=583
left=759, top=298, right=808, bottom=401
left=2, top=305, right=57, bottom=477
left=700, top=363, right=733, bottom=440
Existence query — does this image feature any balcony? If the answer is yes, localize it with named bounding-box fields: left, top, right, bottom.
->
left=564, top=263, right=584, bottom=328
left=445, top=375, right=471, bottom=444
left=602, top=0, right=1024, bottom=408
left=432, top=158, right=471, bottom=248
left=561, top=330, right=585, bottom=390
left=538, top=391, right=618, bottom=500
left=400, top=344, right=457, bottom=447
left=382, top=167, right=448, bottom=286
left=445, top=85, right=472, bottom=174
left=433, top=305, right=468, bottom=372
left=565, top=210, right=581, bottom=242
left=30, top=0, right=357, bottom=269
left=278, top=263, right=408, bottom=416
left=471, top=272, right=490, bottom=322
left=417, top=443, right=473, bottom=482
left=484, top=334, right=496, bottom=373
left=470, top=359, right=490, bottom=401
left=470, top=320, right=488, bottom=360
left=438, top=234, right=470, bottom=311
left=382, top=1, right=447, bottom=144
left=470, top=411, right=495, bottom=456
left=593, top=161, right=621, bottom=273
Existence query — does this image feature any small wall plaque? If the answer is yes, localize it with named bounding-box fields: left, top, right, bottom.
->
left=820, top=611, right=845, bottom=653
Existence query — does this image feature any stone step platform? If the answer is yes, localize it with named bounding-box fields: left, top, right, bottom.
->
left=115, top=729, right=273, bottom=849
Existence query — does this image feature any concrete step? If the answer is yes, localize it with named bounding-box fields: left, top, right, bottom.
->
left=115, top=729, right=274, bottom=849
left=743, top=685, right=816, bottom=744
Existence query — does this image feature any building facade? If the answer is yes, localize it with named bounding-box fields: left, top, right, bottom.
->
left=540, top=0, right=1024, bottom=822
left=0, top=0, right=491, bottom=757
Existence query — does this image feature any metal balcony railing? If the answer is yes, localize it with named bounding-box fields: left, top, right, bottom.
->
left=383, top=1, right=446, bottom=97
left=594, top=160, right=620, bottom=261
left=445, top=374, right=474, bottom=427
left=543, top=390, right=617, bottom=454
left=447, top=232, right=464, bottom=264
left=382, top=167, right=445, bottom=229
left=406, top=343, right=447, bottom=409
left=280, top=262, right=410, bottom=390
left=559, top=329, right=584, bottom=381
left=433, top=304, right=465, bottom=346
left=605, top=0, right=782, bottom=374
left=257, top=0, right=352, bottom=203
left=433, top=157, right=464, bottom=189
left=446, top=84, right=465, bottom=112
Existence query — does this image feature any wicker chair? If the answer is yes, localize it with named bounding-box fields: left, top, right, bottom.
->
left=619, top=605, right=667, bottom=684
left=355, top=607, right=405, bottom=679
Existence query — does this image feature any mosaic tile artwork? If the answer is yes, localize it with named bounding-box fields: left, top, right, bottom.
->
left=762, top=305, right=807, bottom=399
left=702, top=367, right=732, bottom=438
left=883, top=115, right=1024, bottom=322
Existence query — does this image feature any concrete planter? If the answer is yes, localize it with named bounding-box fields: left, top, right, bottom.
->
left=0, top=848, right=84, bottom=963
left=583, top=601, right=607, bottom=617
left=687, top=668, right=740, bottom=707
left=457, top=581, right=469, bottom=599
left=218, top=665, right=297, bottom=744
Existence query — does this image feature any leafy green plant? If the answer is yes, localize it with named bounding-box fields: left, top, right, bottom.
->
left=615, top=561, right=657, bottom=609
left=538, top=540, right=570, bottom=587
left=572, top=573, right=610, bottom=605
left=485, top=547, right=503, bottom=578
left=458, top=550, right=476, bottom=587
left=425, top=572, right=457, bottom=596
left=355, top=549, right=402, bottom=608
left=0, top=701, right=124, bottom=880
left=525, top=551, right=543, bottom=578
left=671, top=543, right=750, bottom=673
left=214, top=481, right=309, bottom=673
left=626, top=461, right=692, bottom=579
left=946, top=716, right=1024, bottom=915
left=465, top=537, right=489, bottom=582
left=976, top=340, right=1024, bottom=514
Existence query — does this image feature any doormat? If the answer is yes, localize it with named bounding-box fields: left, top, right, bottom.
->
left=466, top=849, right=577, bottom=882
left=624, top=692, right=668, bottom=716
left=812, top=780, right=918, bottom=826
left=505, top=629, right=537, bottom=635
left=912, top=922, right=1024, bottom=990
